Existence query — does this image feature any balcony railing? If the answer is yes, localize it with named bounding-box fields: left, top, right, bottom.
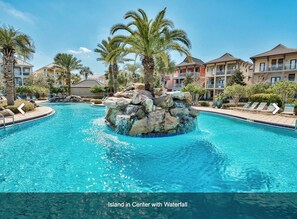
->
left=215, top=84, right=224, bottom=88
left=216, top=71, right=225, bottom=76
left=257, top=64, right=297, bottom=72
left=207, top=84, right=214, bottom=88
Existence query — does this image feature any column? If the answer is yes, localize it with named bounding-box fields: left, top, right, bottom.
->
left=213, top=64, right=217, bottom=97
left=20, top=66, right=24, bottom=86
left=224, top=62, right=228, bottom=88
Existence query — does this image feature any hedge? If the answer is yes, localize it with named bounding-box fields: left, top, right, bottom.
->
left=249, top=93, right=282, bottom=107
left=5, top=100, right=35, bottom=114
left=91, top=99, right=102, bottom=104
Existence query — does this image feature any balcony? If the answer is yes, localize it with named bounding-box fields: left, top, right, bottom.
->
left=215, top=84, right=224, bottom=89
left=256, top=64, right=297, bottom=73
left=207, top=84, right=214, bottom=88
left=173, top=71, right=199, bottom=79
left=227, top=69, right=235, bottom=74
left=216, top=71, right=225, bottom=76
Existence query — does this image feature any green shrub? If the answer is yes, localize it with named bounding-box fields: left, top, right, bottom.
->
left=249, top=93, right=282, bottom=107
left=199, top=101, right=210, bottom=107
left=222, top=103, right=245, bottom=109
left=5, top=100, right=35, bottom=114
left=91, top=99, right=102, bottom=104
left=0, top=99, right=7, bottom=107
left=82, top=98, right=92, bottom=102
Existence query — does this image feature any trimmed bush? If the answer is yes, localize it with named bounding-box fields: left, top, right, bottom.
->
left=5, top=100, right=35, bottom=114
left=91, top=99, right=102, bottom=104
left=222, top=103, right=245, bottom=109
left=249, top=93, right=282, bottom=107
left=82, top=98, right=92, bottom=102
left=199, top=101, right=210, bottom=107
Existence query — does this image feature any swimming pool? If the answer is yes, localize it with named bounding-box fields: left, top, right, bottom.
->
left=0, top=103, right=297, bottom=192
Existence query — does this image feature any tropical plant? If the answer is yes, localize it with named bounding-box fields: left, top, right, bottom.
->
left=90, top=85, right=105, bottom=94
left=71, top=74, right=81, bottom=84
left=123, top=63, right=143, bottom=83
left=182, top=83, right=206, bottom=103
left=154, top=56, right=175, bottom=88
left=53, top=53, right=82, bottom=95
left=246, top=83, right=270, bottom=97
left=183, top=73, right=194, bottom=86
left=0, top=25, right=35, bottom=105
left=79, top=66, right=93, bottom=80
left=270, top=81, right=297, bottom=104
left=224, top=84, right=246, bottom=106
left=95, top=37, right=128, bottom=93
left=110, top=8, right=191, bottom=92
left=227, top=69, right=246, bottom=86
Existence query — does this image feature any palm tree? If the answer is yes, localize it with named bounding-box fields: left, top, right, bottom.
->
left=154, top=56, right=175, bottom=88
left=53, top=53, right=82, bottom=95
left=110, top=8, right=191, bottom=92
left=95, top=37, right=127, bottom=93
left=123, top=63, right=142, bottom=83
left=79, top=66, right=93, bottom=80
left=0, top=26, right=35, bottom=105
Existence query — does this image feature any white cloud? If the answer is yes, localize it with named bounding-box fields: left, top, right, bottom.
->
left=0, top=1, right=33, bottom=23
left=68, top=47, right=93, bottom=55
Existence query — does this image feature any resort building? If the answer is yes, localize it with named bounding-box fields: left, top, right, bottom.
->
left=164, top=56, right=205, bottom=91
left=34, top=63, right=65, bottom=86
left=0, top=58, right=34, bottom=86
left=250, top=44, right=297, bottom=85
left=204, top=53, right=253, bottom=99
left=71, top=79, right=105, bottom=98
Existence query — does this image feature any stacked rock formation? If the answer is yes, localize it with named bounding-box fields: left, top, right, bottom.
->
left=103, top=83, right=200, bottom=136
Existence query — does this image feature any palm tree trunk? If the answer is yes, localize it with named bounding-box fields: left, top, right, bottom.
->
left=113, top=63, right=118, bottom=92
left=108, top=64, right=113, bottom=92
left=67, top=71, right=71, bottom=96
left=142, top=56, right=155, bottom=92
left=2, top=50, right=15, bottom=105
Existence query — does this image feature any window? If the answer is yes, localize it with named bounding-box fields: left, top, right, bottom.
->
left=278, top=59, right=284, bottom=70
left=271, top=77, right=281, bottom=85
left=271, top=59, right=276, bottom=70
left=288, top=74, right=295, bottom=81
left=259, top=63, right=265, bottom=71
left=290, top=59, right=297, bottom=69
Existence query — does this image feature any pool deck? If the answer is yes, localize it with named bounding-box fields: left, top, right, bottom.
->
left=0, top=106, right=54, bottom=128
left=193, top=106, right=297, bottom=129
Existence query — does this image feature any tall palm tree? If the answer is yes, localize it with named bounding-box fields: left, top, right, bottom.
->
left=154, top=55, right=175, bottom=88
left=110, top=8, right=191, bottom=92
left=54, top=53, right=82, bottom=95
left=95, top=37, right=127, bottom=92
left=124, top=63, right=142, bottom=83
left=0, top=26, right=35, bottom=105
left=79, top=66, right=93, bottom=80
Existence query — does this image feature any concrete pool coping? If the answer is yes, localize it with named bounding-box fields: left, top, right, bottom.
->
left=193, top=106, right=297, bottom=130
left=0, top=106, right=55, bottom=128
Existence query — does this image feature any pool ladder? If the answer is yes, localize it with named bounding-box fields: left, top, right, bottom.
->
left=0, top=113, right=15, bottom=128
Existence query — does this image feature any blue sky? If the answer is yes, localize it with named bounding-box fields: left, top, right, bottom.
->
left=1, top=0, right=297, bottom=76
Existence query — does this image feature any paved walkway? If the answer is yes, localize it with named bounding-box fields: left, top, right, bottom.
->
left=193, top=106, right=297, bottom=129
left=0, top=106, right=54, bottom=127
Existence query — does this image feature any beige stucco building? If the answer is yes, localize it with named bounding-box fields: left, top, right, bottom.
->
left=71, top=79, right=105, bottom=98
left=34, top=63, right=65, bottom=86
left=204, top=53, right=253, bottom=99
left=0, top=58, right=34, bottom=86
left=250, top=44, right=297, bottom=85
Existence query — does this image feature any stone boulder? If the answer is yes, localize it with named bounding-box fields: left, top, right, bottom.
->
left=103, top=97, right=132, bottom=109
left=104, top=87, right=200, bottom=136
left=154, top=95, right=174, bottom=108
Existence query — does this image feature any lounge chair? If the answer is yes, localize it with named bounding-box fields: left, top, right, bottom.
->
left=231, top=102, right=251, bottom=110
left=242, top=102, right=259, bottom=111
left=260, top=103, right=276, bottom=114
left=281, top=104, right=295, bottom=116
left=251, top=102, right=267, bottom=112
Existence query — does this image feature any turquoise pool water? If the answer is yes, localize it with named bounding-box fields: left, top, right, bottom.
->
left=0, top=103, right=297, bottom=192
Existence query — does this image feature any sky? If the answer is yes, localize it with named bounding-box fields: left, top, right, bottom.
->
left=1, top=0, right=297, bottom=76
